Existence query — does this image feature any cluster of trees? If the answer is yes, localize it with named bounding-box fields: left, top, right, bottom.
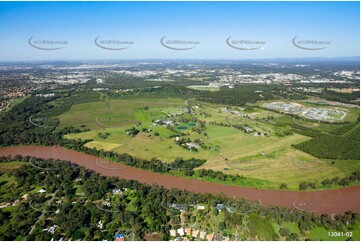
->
left=135, top=85, right=200, bottom=99
left=299, top=181, right=317, bottom=190
left=175, top=137, right=199, bottom=152
left=72, top=90, right=101, bottom=105
left=168, top=157, right=205, bottom=171
left=198, top=169, right=241, bottom=182
left=92, top=75, right=166, bottom=89
left=294, top=132, right=359, bottom=160
left=121, top=84, right=285, bottom=107
left=232, top=123, right=266, bottom=136
left=1, top=156, right=359, bottom=241
left=141, top=127, right=152, bottom=133
left=299, top=171, right=359, bottom=190
left=196, top=85, right=276, bottom=106
left=328, top=122, right=359, bottom=136
left=291, top=120, right=360, bottom=160
left=97, top=132, right=110, bottom=139
left=193, top=138, right=208, bottom=150
left=207, top=121, right=267, bottom=137
left=209, top=121, right=232, bottom=127
left=125, top=127, right=140, bottom=137
left=321, top=171, right=360, bottom=187
left=306, top=89, right=359, bottom=104
left=0, top=96, right=59, bottom=146
left=279, top=183, right=288, bottom=189
left=0, top=202, right=41, bottom=240
left=0, top=92, right=90, bottom=147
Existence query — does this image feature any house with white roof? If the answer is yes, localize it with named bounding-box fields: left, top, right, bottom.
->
left=177, top=228, right=185, bottom=236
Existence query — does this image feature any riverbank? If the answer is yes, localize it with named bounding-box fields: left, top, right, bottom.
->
left=0, top=145, right=359, bottom=215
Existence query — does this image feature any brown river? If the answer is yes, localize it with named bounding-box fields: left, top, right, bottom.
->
left=0, top=145, right=359, bottom=215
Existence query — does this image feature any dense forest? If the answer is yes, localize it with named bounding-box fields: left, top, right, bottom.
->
left=292, top=122, right=360, bottom=160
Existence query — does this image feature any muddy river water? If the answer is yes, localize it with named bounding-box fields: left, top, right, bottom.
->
left=0, top=145, right=359, bottom=215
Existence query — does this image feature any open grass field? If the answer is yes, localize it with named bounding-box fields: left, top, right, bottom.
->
left=60, top=97, right=359, bottom=189
left=0, top=161, right=26, bottom=173
left=58, top=97, right=185, bottom=130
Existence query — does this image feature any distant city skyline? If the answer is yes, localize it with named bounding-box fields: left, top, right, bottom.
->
left=0, top=1, right=359, bottom=61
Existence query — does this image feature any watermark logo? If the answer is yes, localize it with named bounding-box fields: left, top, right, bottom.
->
left=292, top=159, right=328, bottom=170
left=29, top=192, right=60, bottom=214
left=161, top=197, right=261, bottom=215
left=161, top=198, right=197, bottom=213
left=95, top=111, right=134, bottom=128
left=94, top=36, right=134, bottom=50
left=94, top=94, right=135, bottom=128
left=29, top=115, right=60, bottom=128
left=226, top=199, right=261, bottom=214
left=160, top=36, right=199, bottom=50
left=292, top=36, right=331, bottom=50
left=226, top=158, right=266, bottom=170
left=29, top=200, right=58, bottom=213
left=226, top=36, right=265, bottom=51
left=28, top=36, right=68, bottom=50
left=29, top=158, right=63, bottom=170
left=94, top=200, right=122, bottom=213
left=293, top=200, right=332, bottom=213
left=161, top=159, right=199, bottom=172
left=95, top=114, right=128, bottom=128
left=94, top=157, right=128, bottom=171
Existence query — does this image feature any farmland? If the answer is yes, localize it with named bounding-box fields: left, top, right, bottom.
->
left=58, top=95, right=359, bottom=189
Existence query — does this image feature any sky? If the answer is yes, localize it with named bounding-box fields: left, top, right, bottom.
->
left=0, top=1, right=359, bottom=61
